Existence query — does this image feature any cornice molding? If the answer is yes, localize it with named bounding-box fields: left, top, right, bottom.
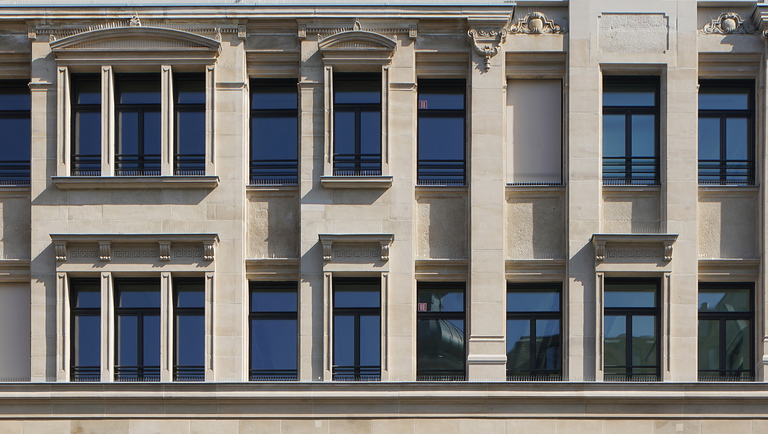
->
left=317, top=22, right=397, bottom=54
left=319, top=233, right=394, bottom=262
left=49, top=25, right=221, bottom=54
left=591, top=233, right=678, bottom=264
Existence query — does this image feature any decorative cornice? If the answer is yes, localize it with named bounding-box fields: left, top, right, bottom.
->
left=467, top=27, right=507, bottom=73
left=509, top=12, right=565, bottom=35
left=52, top=176, right=219, bottom=190
left=50, top=233, right=219, bottom=263
left=317, top=22, right=397, bottom=53
left=701, top=12, right=754, bottom=35
left=303, top=20, right=413, bottom=42
left=591, top=233, right=678, bottom=264
left=318, top=233, right=394, bottom=263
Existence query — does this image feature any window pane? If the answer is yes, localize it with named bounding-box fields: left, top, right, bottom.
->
left=359, top=314, right=381, bottom=367
left=507, top=288, right=559, bottom=312
left=0, top=90, right=30, bottom=111
left=251, top=117, right=298, bottom=161
left=417, top=288, right=464, bottom=312
left=360, top=111, right=381, bottom=155
left=605, top=283, right=656, bottom=308
left=74, top=79, right=101, bottom=105
left=118, top=111, right=139, bottom=155
left=631, top=114, right=655, bottom=157
left=119, top=80, right=161, bottom=104
left=603, top=114, right=626, bottom=158
left=631, top=315, right=656, bottom=366
left=74, top=112, right=101, bottom=156
left=251, top=318, right=297, bottom=371
left=334, top=76, right=380, bottom=104
left=699, top=288, right=750, bottom=312
left=603, top=84, right=655, bottom=107
left=724, top=319, right=750, bottom=371
left=176, top=290, right=204, bottom=309
left=334, top=111, right=355, bottom=155
left=117, top=315, right=138, bottom=366
left=535, top=319, right=560, bottom=370
left=698, top=117, right=720, bottom=160
left=333, top=289, right=380, bottom=309
left=119, top=290, right=161, bottom=308
left=418, top=117, right=464, bottom=161
left=698, top=319, right=719, bottom=372
left=175, top=79, right=205, bottom=104
left=74, top=315, right=100, bottom=366
left=75, top=290, right=100, bottom=308
left=0, top=118, right=30, bottom=161
left=604, top=315, right=626, bottom=367
left=176, top=111, right=205, bottom=155
left=725, top=117, right=748, bottom=161
left=176, top=314, right=204, bottom=367
left=418, top=88, right=464, bottom=110
left=252, top=289, right=297, bottom=313
left=144, top=111, right=162, bottom=157
left=252, top=84, right=297, bottom=110
left=333, top=314, right=354, bottom=368
left=143, top=314, right=160, bottom=366
left=417, top=318, right=465, bottom=373
left=506, top=319, right=531, bottom=372
left=699, top=89, right=749, bottom=111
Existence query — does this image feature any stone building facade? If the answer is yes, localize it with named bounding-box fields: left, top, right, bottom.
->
left=0, top=0, right=767, bottom=432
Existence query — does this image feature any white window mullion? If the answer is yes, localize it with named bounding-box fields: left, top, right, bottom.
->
left=161, top=65, right=173, bottom=176
left=161, top=272, right=172, bottom=381
left=101, top=66, right=114, bottom=177
left=101, top=272, right=113, bottom=382
left=56, top=67, right=70, bottom=177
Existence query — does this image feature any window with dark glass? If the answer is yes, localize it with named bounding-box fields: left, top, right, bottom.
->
left=250, top=79, right=298, bottom=185
left=174, top=74, right=206, bottom=176
left=603, top=77, right=659, bottom=185
left=114, top=278, right=160, bottom=381
left=506, top=283, right=561, bottom=380
left=70, top=74, right=101, bottom=176
left=70, top=278, right=100, bottom=382
left=333, top=73, right=381, bottom=176
left=417, top=79, right=465, bottom=186
left=115, top=74, right=161, bottom=176
left=333, top=278, right=380, bottom=381
left=698, top=81, right=754, bottom=185
left=417, top=282, right=465, bottom=381
left=698, top=283, right=754, bottom=381
left=173, top=278, right=204, bottom=381
left=250, top=281, right=298, bottom=380
left=604, top=279, right=660, bottom=381
left=0, top=81, right=30, bottom=185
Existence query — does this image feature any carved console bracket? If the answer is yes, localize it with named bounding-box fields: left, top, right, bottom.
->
left=509, top=12, right=565, bottom=34
left=467, top=27, right=507, bottom=72
left=54, top=241, right=67, bottom=262
left=318, top=233, right=394, bottom=263
left=98, top=241, right=111, bottom=262
left=50, top=233, right=219, bottom=264
left=159, top=241, right=172, bottom=261
left=591, top=233, right=678, bottom=265
left=701, top=12, right=754, bottom=34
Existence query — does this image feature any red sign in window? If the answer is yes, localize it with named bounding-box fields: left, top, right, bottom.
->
left=418, top=302, right=427, bottom=312
left=418, top=100, right=428, bottom=109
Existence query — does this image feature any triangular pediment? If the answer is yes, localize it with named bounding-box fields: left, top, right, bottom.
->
left=318, top=30, right=397, bottom=53
left=50, top=27, right=220, bottom=53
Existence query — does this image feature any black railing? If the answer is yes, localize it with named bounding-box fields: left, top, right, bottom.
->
left=416, top=370, right=465, bottom=382
left=0, top=160, right=30, bottom=185
left=332, top=366, right=380, bottom=381
left=698, top=372, right=754, bottom=382
left=602, top=156, right=658, bottom=185
left=115, top=154, right=161, bottom=176
left=333, top=154, right=381, bottom=177
left=71, top=155, right=101, bottom=176
left=249, top=370, right=298, bottom=381
left=417, top=159, right=465, bottom=186
left=698, top=159, right=754, bottom=185
left=250, top=159, right=298, bottom=185
left=506, top=373, right=562, bottom=381
left=173, top=365, right=205, bottom=381
left=71, top=366, right=100, bottom=382
left=174, top=153, right=206, bottom=176
left=114, top=365, right=161, bottom=382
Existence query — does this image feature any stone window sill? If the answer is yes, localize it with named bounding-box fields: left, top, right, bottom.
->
left=320, top=176, right=393, bottom=189
left=52, top=176, right=219, bottom=190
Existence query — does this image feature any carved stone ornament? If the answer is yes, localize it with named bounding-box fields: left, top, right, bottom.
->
left=509, top=12, right=564, bottom=34
left=129, top=14, right=142, bottom=27
left=594, top=241, right=606, bottom=263
left=98, top=241, right=111, bottom=262
left=319, top=234, right=394, bottom=263
left=54, top=241, right=67, bottom=262
left=159, top=241, right=172, bottom=262
left=203, top=241, right=215, bottom=262
left=467, top=28, right=507, bottom=72
left=701, top=12, right=754, bottom=34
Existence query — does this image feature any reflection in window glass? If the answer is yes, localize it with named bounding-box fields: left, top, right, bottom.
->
left=114, top=278, right=161, bottom=381
left=70, top=279, right=101, bottom=382
left=698, top=283, right=753, bottom=381
left=417, top=282, right=465, bottom=381
left=174, top=278, right=205, bottom=381
left=507, top=284, right=561, bottom=380
left=250, top=281, right=298, bottom=381
left=418, top=79, right=465, bottom=185
left=250, top=79, right=298, bottom=185
left=0, top=81, right=31, bottom=185
left=603, top=279, right=659, bottom=381
left=333, top=278, right=380, bottom=381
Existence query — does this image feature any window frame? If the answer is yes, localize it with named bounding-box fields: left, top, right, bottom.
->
left=113, top=278, right=162, bottom=382
left=603, top=277, right=661, bottom=381
left=698, top=282, right=755, bottom=381
left=249, top=281, right=299, bottom=381
left=602, top=76, right=660, bottom=186
left=173, top=73, right=207, bottom=177
left=697, top=80, right=755, bottom=185
left=506, top=282, right=562, bottom=381
left=172, top=277, right=205, bottom=382
left=114, top=73, right=162, bottom=177
left=0, top=80, right=31, bottom=186
left=69, top=278, right=101, bottom=382
left=417, top=78, right=466, bottom=186
left=332, top=277, right=381, bottom=381
left=249, top=78, right=299, bottom=186
left=332, top=72, right=382, bottom=177
left=70, top=74, right=102, bottom=177
left=416, top=281, right=466, bottom=381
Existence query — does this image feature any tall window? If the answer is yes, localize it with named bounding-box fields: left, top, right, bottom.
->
left=698, top=81, right=754, bottom=185
left=603, top=77, right=659, bottom=185
left=506, top=283, right=561, bottom=380
left=70, top=278, right=100, bottom=382
left=417, top=282, right=465, bottom=381
left=115, top=74, right=161, bottom=176
left=333, top=73, right=381, bottom=176
left=333, top=278, right=380, bottom=381
left=173, top=278, right=204, bottom=381
left=174, top=74, right=206, bottom=176
left=114, top=278, right=160, bottom=381
left=604, top=279, right=660, bottom=381
left=70, top=74, right=101, bottom=176
left=417, top=79, right=465, bottom=185
left=698, top=283, right=753, bottom=381
left=250, top=79, right=298, bottom=185
left=0, top=81, right=30, bottom=185
left=250, top=281, right=298, bottom=380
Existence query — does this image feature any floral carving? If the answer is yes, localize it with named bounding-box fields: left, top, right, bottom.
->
left=509, top=12, right=564, bottom=34
left=129, top=14, right=142, bottom=27
left=701, top=12, right=754, bottom=34
left=467, top=28, right=507, bottom=73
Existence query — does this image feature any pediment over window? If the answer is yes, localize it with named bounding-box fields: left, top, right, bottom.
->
left=50, top=27, right=220, bottom=54
left=318, top=30, right=397, bottom=54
